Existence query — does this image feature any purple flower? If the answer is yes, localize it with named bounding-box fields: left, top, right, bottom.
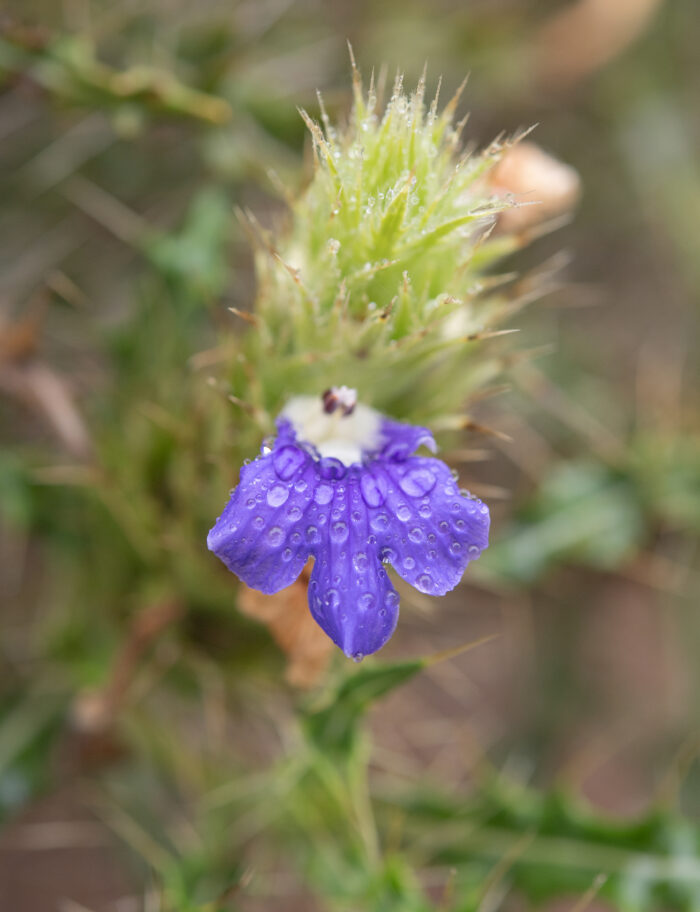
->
left=208, top=389, right=489, bottom=660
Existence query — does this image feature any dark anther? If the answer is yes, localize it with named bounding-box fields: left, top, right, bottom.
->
left=321, top=386, right=357, bottom=417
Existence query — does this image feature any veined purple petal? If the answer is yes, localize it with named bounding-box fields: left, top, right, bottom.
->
left=208, top=396, right=490, bottom=659
left=375, top=418, right=436, bottom=461
left=307, top=476, right=399, bottom=660
left=207, top=445, right=316, bottom=595
left=379, top=457, right=489, bottom=594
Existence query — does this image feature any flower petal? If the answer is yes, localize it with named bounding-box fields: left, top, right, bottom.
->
left=306, top=476, right=399, bottom=659
left=372, top=456, right=490, bottom=596
left=207, top=445, right=320, bottom=594
left=375, top=418, right=437, bottom=461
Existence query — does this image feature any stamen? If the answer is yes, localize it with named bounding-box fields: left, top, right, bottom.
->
left=321, top=386, right=358, bottom=416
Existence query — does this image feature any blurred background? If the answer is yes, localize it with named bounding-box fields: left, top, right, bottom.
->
left=1, top=1, right=699, bottom=910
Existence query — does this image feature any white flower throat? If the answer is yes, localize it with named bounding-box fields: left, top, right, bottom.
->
left=283, top=388, right=381, bottom=467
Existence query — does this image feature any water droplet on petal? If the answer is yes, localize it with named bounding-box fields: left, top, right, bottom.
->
left=267, top=484, right=289, bottom=507
left=253, top=515, right=264, bottom=529
left=417, top=573, right=432, bottom=592
left=353, top=552, right=369, bottom=572
left=267, top=526, right=284, bottom=546
left=358, top=592, right=374, bottom=610
left=419, top=502, right=432, bottom=518
left=439, top=521, right=450, bottom=534
left=320, top=457, right=346, bottom=480
left=282, top=548, right=293, bottom=561
left=324, top=588, right=340, bottom=609
left=385, top=591, right=399, bottom=609
left=287, top=505, right=302, bottom=521
left=396, top=504, right=411, bottom=522
left=399, top=467, right=436, bottom=497
left=408, top=527, right=424, bottom=543
left=450, top=541, right=462, bottom=554
left=370, top=512, right=389, bottom=532
left=468, top=544, right=481, bottom=556
left=306, top=525, right=320, bottom=544
left=455, top=519, right=465, bottom=530
left=360, top=472, right=387, bottom=507
left=314, top=484, right=334, bottom=505
left=331, top=521, right=349, bottom=543
left=273, top=445, right=307, bottom=480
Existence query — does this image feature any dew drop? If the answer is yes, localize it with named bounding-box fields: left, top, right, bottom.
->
left=358, top=592, right=375, bottom=610
left=399, top=467, right=436, bottom=497
left=396, top=504, right=411, bottom=522
left=291, top=532, right=301, bottom=544
left=294, top=479, right=308, bottom=493
left=267, top=526, right=284, bottom=546
left=468, top=544, right=481, bottom=556
left=273, top=445, right=306, bottom=480
left=266, top=484, right=289, bottom=507
left=417, top=573, right=432, bottom=592
left=331, top=521, right=349, bottom=543
left=403, top=556, right=415, bottom=570
left=455, top=519, right=466, bottom=530
left=385, top=591, right=399, bottom=609
left=370, top=512, right=389, bottom=532
left=408, top=527, right=424, bottom=543
left=380, top=546, right=396, bottom=563
left=450, top=541, right=462, bottom=554
left=418, top=502, right=432, bottom=518
left=428, top=549, right=437, bottom=559
left=314, top=484, right=334, bottom=505
left=282, top=548, right=293, bottom=562
left=287, top=505, right=302, bottom=521
left=439, top=521, right=450, bottom=534
left=246, top=498, right=256, bottom=509
left=324, top=589, right=340, bottom=609
left=253, top=515, right=264, bottom=529
left=306, top=525, right=320, bottom=544
left=353, top=552, right=369, bottom=572
left=320, top=457, right=346, bottom=480
left=360, top=472, right=387, bottom=508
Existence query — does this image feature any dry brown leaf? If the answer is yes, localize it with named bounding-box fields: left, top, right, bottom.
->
left=488, top=141, right=581, bottom=234
left=239, top=563, right=333, bottom=689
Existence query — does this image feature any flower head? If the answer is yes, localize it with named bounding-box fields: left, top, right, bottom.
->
left=208, top=389, right=489, bottom=660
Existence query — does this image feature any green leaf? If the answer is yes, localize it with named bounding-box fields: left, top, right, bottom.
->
left=303, top=658, right=424, bottom=757
left=480, top=461, right=646, bottom=583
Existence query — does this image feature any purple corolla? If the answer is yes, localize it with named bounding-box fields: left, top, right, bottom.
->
left=208, top=388, right=489, bottom=660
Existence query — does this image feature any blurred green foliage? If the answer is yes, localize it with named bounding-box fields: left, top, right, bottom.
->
left=1, top=1, right=699, bottom=911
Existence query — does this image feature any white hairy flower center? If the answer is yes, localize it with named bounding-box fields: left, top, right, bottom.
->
left=283, top=393, right=381, bottom=466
